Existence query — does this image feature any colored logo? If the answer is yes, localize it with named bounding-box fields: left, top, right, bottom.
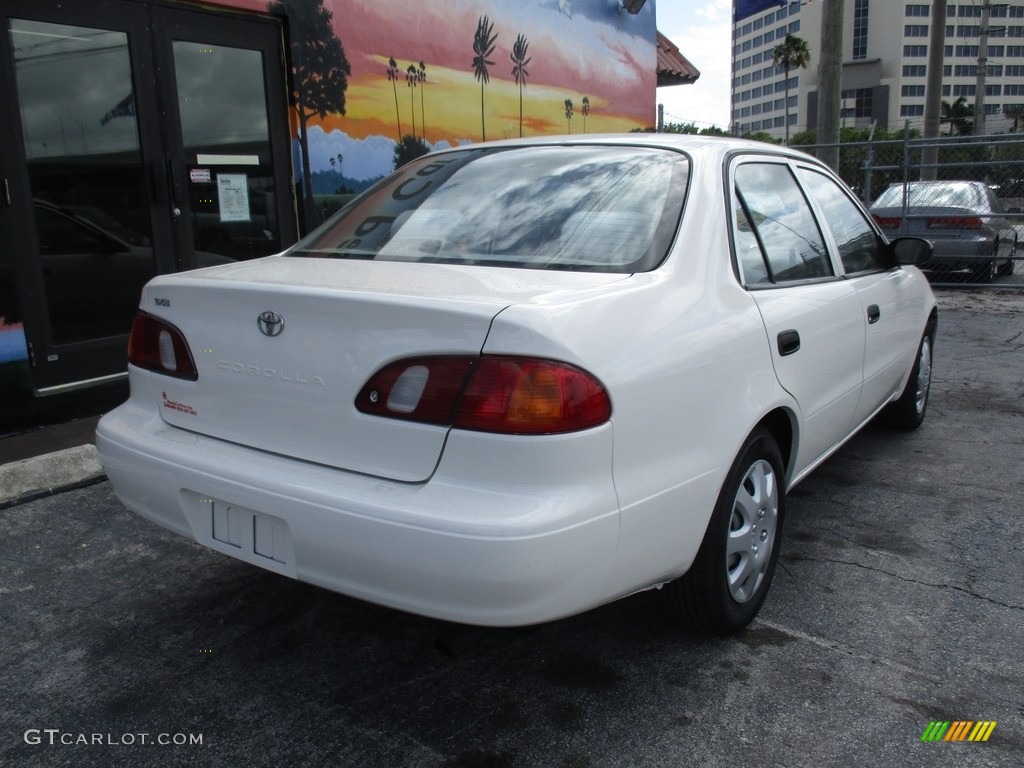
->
left=921, top=721, right=996, bottom=743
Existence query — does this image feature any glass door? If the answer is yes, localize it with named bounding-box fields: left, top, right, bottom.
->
left=0, top=0, right=295, bottom=394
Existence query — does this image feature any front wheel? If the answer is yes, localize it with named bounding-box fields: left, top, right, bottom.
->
left=662, top=428, right=785, bottom=635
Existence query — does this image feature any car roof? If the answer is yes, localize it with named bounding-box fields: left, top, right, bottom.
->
left=432, top=133, right=825, bottom=166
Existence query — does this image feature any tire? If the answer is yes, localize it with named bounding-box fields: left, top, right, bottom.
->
left=998, top=236, right=1017, bottom=277
left=971, top=258, right=994, bottom=283
left=662, top=427, right=785, bottom=635
left=886, top=328, right=933, bottom=431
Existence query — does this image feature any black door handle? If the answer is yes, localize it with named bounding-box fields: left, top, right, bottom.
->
left=867, top=304, right=881, bottom=324
left=777, top=329, right=801, bottom=356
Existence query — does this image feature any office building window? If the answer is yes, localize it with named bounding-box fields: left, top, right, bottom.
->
left=953, top=84, right=976, bottom=97
left=904, top=45, right=928, bottom=56
left=900, top=105, right=924, bottom=117
left=903, top=65, right=927, bottom=77
left=958, top=5, right=981, bottom=17
left=986, top=84, right=1002, bottom=97
left=853, top=0, right=870, bottom=60
left=905, top=25, right=929, bottom=37
left=955, top=45, right=979, bottom=57
left=956, top=25, right=979, bottom=38
left=842, top=87, right=873, bottom=118
left=901, top=85, right=926, bottom=98
left=905, top=4, right=929, bottom=17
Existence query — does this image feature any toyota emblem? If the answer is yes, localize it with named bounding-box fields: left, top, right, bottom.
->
left=257, top=311, right=285, bottom=337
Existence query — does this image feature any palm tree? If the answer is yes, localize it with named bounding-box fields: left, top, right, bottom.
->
left=564, top=99, right=573, bottom=134
left=941, top=97, right=974, bottom=136
left=771, top=33, right=811, bottom=144
left=406, top=64, right=418, bottom=141
left=472, top=16, right=498, bottom=141
left=417, top=61, right=427, bottom=141
left=581, top=96, right=590, bottom=134
left=387, top=56, right=402, bottom=141
left=510, top=33, right=531, bottom=138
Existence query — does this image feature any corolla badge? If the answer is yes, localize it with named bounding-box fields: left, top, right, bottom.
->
left=257, top=311, right=285, bottom=337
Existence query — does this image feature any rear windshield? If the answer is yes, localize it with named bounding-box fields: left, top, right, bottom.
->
left=873, top=183, right=982, bottom=208
left=287, top=145, right=690, bottom=273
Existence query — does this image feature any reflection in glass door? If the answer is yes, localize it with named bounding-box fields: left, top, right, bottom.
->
left=173, top=40, right=283, bottom=261
left=10, top=18, right=155, bottom=345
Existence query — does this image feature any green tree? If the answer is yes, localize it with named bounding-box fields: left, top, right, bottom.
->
left=564, top=98, right=573, bottom=133
left=941, top=97, right=974, bottom=136
left=393, top=134, right=430, bottom=169
left=581, top=97, right=590, bottom=133
left=771, top=33, right=811, bottom=144
left=269, top=0, right=351, bottom=228
left=510, top=33, right=531, bottom=138
left=387, top=57, right=402, bottom=140
left=472, top=16, right=498, bottom=141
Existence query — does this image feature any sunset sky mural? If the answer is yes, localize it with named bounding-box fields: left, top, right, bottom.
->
left=258, top=0, right=656, bottom=184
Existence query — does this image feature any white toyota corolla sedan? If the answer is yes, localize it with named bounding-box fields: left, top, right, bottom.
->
left=96, top=135, right=937, bottom=635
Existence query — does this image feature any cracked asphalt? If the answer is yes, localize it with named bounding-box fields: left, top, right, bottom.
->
left=2, top=289, right=1022, bottom=767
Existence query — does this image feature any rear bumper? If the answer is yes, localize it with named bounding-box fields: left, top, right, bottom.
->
left=95, top=400, right=622, bottom=627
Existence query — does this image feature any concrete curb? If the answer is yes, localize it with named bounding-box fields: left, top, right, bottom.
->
left=0, top=444, right=106, bottom=509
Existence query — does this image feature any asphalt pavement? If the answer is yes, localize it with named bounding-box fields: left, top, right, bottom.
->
left=1, top=289, right=1022, bottom=767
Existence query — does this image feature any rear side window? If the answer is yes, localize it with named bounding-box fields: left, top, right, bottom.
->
left=797, top=168, right=889, bottom=274
left=734, top=162, right=833, bottom=283
left=289, top=146, right=690, bottom=273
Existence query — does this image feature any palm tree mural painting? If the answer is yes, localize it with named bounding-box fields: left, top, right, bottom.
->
left=417, top=61, right=427, bottom=141
left=510, top=33, right=531, bottom=138
left=406, top=64, right=418, bottom=140
left=387, top=56, right=402, bottom=141
left=581, top=97, right=590, bottom=134
left=472, top=15, right=498, bottom=142
left=771, top=33, right=811, bottom=144
left=564, top=99, right=573, bottom=134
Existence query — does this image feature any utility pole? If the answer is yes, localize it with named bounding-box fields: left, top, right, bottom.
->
left=816, top=0, right=845, bottom=170
left=974, top=0, right=992, bottom=136
left=921, top=0, right=948, bottom=181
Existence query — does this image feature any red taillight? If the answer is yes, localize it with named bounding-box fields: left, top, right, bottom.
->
left=356, top=356, right=611, bottom=435
left=872, top=215, right=900, bottom=229
left=356, top=356, right=475, bottom=425
left=926, top=216, right=984, bottom=230
left=127, top=311, right=198, bottom=380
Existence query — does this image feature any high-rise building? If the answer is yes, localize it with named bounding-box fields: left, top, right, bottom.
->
left=731, top=0, right=1024, bottom=139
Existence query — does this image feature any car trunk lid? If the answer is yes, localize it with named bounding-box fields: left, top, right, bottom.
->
left=139, top=256, right=625, bottom=482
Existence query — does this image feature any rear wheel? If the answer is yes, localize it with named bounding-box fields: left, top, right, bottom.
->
left=663, top=427, right=785, bottom=635
left=971, top=258, right=995, bottom=283
left=886, top=328, right=933, bottom=431
left=998, top=235, right=1017, bottom=277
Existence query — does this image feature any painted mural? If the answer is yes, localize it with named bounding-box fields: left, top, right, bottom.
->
left=251, top=0, right=657, bottom=202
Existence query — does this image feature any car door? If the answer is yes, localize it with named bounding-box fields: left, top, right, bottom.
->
left=732, top=158, right=865, bottom=474
left=795, top=166, right=923, bottom=428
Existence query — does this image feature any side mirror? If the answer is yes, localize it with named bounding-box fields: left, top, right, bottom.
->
left=891, top=236, right=932, bottom=266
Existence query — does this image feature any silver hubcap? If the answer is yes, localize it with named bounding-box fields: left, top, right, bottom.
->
left=915, top=338, right=932, bottom=416
left=726, top=459, right=778, bottom=603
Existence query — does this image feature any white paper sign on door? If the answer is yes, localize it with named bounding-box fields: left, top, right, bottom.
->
left=217, top=174, right=250, bottom=222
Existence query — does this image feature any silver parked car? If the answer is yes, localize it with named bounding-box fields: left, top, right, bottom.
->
left=870, top=180, right=1017, bottom=282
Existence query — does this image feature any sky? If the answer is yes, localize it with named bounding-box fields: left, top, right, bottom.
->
left=655, top=0, right=733, bottom=130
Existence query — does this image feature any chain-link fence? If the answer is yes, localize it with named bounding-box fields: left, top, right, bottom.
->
left=799, top=130, right=1024, bottom=288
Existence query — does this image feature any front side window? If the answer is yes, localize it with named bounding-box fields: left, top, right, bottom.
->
left=288, top=146, right=689, bottom=273
left=797, top=168, right=889, bottom=274
left=733, top=162, right=833, bottom=284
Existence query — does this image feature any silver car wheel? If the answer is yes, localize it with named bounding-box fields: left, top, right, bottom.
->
left=726, top=458, right=779, bottom=603
left=914, top=336, right=932, bottom=417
